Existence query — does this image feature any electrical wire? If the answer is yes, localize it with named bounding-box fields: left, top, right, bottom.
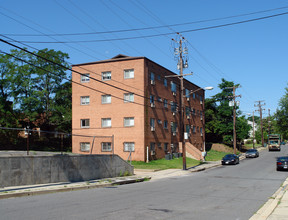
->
left=6, top=11, right=288, bottom=44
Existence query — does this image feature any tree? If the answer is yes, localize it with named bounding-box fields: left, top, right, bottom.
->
left=205, top=78, right=250, bottom=146
left=274, top=85, right=288, bottom=139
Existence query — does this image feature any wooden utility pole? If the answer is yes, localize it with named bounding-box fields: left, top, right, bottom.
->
left=227, top=86, right=241, bottom=154
left=252, top=111, right=255, bottom=149
left=255, top=100, right=265, bottom=147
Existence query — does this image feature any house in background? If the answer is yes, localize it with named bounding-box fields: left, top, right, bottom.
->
left=72, top=54, right=206, bottom=161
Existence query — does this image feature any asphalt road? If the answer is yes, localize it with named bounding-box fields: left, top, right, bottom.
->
left=1, top=145, right=288, bottom=220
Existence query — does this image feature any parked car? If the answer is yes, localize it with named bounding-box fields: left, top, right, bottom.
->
left=221, top=154, right=240, bottom=165
left=245, top=149, right=259, bottom=158
left=276, top=157, right=288, bottom=171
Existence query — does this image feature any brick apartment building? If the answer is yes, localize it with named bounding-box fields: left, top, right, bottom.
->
left=72, top=54, right=206, bottom=161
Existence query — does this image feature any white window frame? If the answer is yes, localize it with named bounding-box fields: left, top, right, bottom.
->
left=101, top=94, right=111, bottom=104
left=124, top=117, right=134, bottom=127
left=124, top=93, right=134, bottom=103
left=80, top=142, right=90, bottom=152
left=101, top=118, right=111, bottom=128
left=124, top=142, right=135, bottom=152
left=101, top=142, right=112, bottom=152
left=124, top=69, right=134, bottom=79
left=81, top=119, right=90, bottom=128
left=102, top=71, right=111, bottom=81
left=80, top=96, right=90, bottom=105
left=81, top=74, right=90, bottom=83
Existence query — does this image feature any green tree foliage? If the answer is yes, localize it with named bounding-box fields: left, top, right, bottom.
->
left=205, top=79, right=250, bottom=145
left=274, top=85, right=288, bottom=139
left=0, top=48, right=71, bottom=132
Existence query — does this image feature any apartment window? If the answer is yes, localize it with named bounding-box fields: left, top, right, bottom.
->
left=102, top=118, right=111, bottom=127
left=171, top=102, right=177, bottom=113
left=102, top=95, right=111, bottom=104
left=157, top=75, right=161, bottom=81
left=164, top=120, right=168, bottom=129
left=80, top=142, right=90, bottom=152
left=150, top=142, right=155, bottom=151
left=81, top=119, right=90, bottom=128
left=102, top=71, right=111, bottom=81
left=171, top=81, right=177, bottom=93
left=150, top=72, right=155, bottom=81
left=164, top=143, right=169, bottom=152
left=80, top=74, right=90, bottom=83
left=164, top=78, right=168, bottom=87
left=150, top=95, right=155, bottom=107
left=192, top=125, right=196, bottom=133
left=124, top=117, right=134, bottom=127
left=157, top=143, right=162, bottom=149
left=186, top=124, right=190, bottom=133
left=124, top=142, right=135, bottom=152
left=193, top=93, right=196, bottom=99
left=200, top=127, right=203, bottom=135
left=157, top=119, right=162, bottom=125
left=80, top=96, right=90, bottom=105
left=124, top=69, right=134, bottom=79
left=200, top=95, right=203, bottom=103
left=101, top=142, right=112, bottom=152
left=185, top=89, right=190, bottom=98
left=171, top=122, right=178, bottom=133
left=185, top=106, right=191, bottom=116
left=124, top=93, right=134, bottom=103
left=164, top=99, right=168, bottom=108
left=150, top=118, right=155, bottom=130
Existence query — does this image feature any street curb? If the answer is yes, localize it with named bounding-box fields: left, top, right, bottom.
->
left=0, top=177, right=150, bottom=200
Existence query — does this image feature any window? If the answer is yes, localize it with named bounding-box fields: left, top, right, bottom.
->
left=186, top=124, right=190, bottom=133
left=101, top=95, right=111, bottom=104
left=164, top=99, right=168, bottom=108
left=157, top=143, right=162, bottom=149
left=157, top=97, right=162, bottom=102
left=200, top=95, right=203, bottom=103
left=157, top=75, right=161, bottom=81
left=124, top=142, right=135, bottom=152
left=124, top=69, right=134, bottom=79
left=150, top=118, right=155, bottom=130
left=185, top=106, right=191, bottom=116
left=80, top=96, right=90, bottom=105
left=102, top=118, right=111, bottom=127
left=200, top=127, right=203, bottom=135
left=81, top=119, right=90, bottom=128
left=171, top=122, right=178, bottom=133
left=193, top=93, right=196, bottom=99
left=80, top=142, right=90, bottom=152
left=81, top=74, right=90, bottom=83
left=192, top=125, right=196, bottom=133
left=185, top=89, right=190, bottom=98
left=157, top=119, right=162, bottom=125
left=164, top=78, right=168, bottom=87
left=102, top=71, right=111, bottom=81
left=150, top=142, right=155, bottom=151
left=124, top=93, right=134, bottom=103
left=102, top=142, right=112, bottom=152
left=171, top=81, right=177, bottom=93
left=150, top=72, right=155, bottom=81
left=164, top=120, right=168, bottom=129
left=171, top=102, right=177, bottom=113
left=124, top=117, right=134, bottom=127
left=150, top=95, right=155, bottom=107
left=164, top=143, right=169, bottom=152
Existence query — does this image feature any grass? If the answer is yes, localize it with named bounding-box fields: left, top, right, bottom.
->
left=132, top=157, right=201, bottom=170
left=205, top=150, right=228, bottom=161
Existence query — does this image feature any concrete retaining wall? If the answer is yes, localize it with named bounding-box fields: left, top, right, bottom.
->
left=0, top=154, right=133, bottom=187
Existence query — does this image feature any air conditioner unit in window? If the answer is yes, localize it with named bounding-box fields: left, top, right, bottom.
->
left=173, top=132, right=176, bottom=136
left=172, top=92, right=176, bottom=96
left=151, top=80, right=155, bottom=85
left=187, top=115, right=190, bottom=119
left=201, top=133, right=203, bottom=136
left=151, top=103, right=155, bottom=108
left=200, top=101, right=203, bottom=104
left=151, top=127, right=155, bottom=131
left=200, top=117, right=203, bottom=121
left=187, top=97, right=190, bottom=101
left=172, top=112, right=176, bottom=116
left=151, top=150, right=155, bottom=155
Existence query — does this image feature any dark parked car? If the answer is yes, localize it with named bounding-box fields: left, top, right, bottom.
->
left=245, top=149, right=259, bottom=158
left=221, top=154, right=240, bottom=165
left=276, top=157, right=288, bottom=171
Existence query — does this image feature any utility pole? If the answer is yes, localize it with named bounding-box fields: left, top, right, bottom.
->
left=252, top=111, right=255, bottom=149
left=227, top=86, right=241, bottom=154
left=168, top=33, right=191, bottom=170
left=268, top=108, right=271, bottom=135
left=255, top=100, right=265, bottom=147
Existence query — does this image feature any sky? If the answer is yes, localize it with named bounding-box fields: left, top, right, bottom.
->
left=1, top=0, right=288, bottom=118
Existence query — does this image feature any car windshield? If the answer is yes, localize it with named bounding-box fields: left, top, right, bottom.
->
left=278, top=157, right=288, bottom=162
left=247, top=149, right=257, bottom=153
left=223, top=155, right=234, bottom=159
left=269, top=140, right=278, bottom=144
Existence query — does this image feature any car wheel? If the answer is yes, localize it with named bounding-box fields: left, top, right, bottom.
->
left=277, top=167, right=280, bottom=171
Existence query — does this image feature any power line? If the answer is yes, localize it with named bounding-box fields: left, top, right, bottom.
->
left=6, top=11, right=288, bottom=44
left=2, top=5, right=288, bottom=37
